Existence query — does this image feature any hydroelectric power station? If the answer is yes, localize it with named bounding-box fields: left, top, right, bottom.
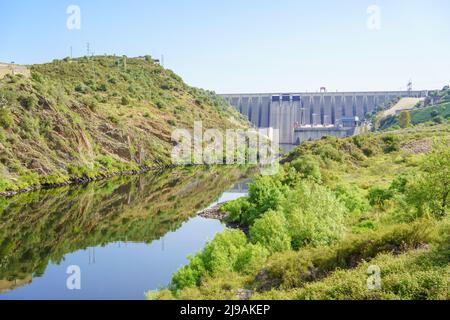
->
left=221, top=90, right=428, bottom=146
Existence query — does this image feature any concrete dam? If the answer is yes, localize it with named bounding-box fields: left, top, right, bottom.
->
left=221, top=91, right=428, bottom=145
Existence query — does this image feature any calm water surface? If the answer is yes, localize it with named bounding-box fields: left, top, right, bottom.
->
left=0, top=166, right=252, bottom=300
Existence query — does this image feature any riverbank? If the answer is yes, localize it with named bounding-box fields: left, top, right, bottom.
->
left=198, top=203, right=250, bottom=236
left=0, top=165, right=178, bottom=197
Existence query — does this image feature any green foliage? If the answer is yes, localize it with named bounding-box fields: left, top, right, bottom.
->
left=406, top=143, right=450, bottom=219
left=368, top=187, right=394, bottom=207
left=382, top=134, right=400, bottom=153
left=399, top=111, right=411, bottom=128
left=255, top=220, right=435, bottom=291
left=291, top=155, right=322, bottom=181
left=80, top=96, right=98, bottom=111
left=281, top=182, right=347, bottom=248
left=333, top=184, right=369, bottom=213
left=221, top=197, right=254, bottom=223
left=170, top=229, right=269, bottom=291
left=315, top=144, right=344, bottom=162
left=389, top=175, right=409, bottom=194
left=167, top=119, right=177, bottom=126
left=18, top=94, right=38, bottom=110
left=250, top=210, right=291, bottom=253
left=121, top=96, right=130, bottom=106
left=247, top=175, right=287, bottom=220
left=0, top=108, right=14, bottom=129
left=293, top=245, right=450, bottom=300
left=223, top=174, right=289, bottom=226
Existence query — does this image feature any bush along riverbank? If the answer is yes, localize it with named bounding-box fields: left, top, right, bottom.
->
left=148, top=123, right=450, bottom=300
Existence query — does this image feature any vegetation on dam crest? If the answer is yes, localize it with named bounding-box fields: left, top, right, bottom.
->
left=0, top=56, right=248, bottom=193
left=149, top=123, right=450, bottom=300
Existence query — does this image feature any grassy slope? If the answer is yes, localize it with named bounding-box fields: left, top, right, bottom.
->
left=152, top=123, right=450, bottom=300
left=379, top=97, right=423, bottom=118
left=380, top=102, right=450, bottom=130
left=0, top=56, right=248, bottom=192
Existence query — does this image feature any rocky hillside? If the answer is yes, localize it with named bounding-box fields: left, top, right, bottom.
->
left=0, top=56, right=248, bottom=192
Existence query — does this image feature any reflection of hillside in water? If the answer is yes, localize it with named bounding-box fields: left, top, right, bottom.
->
left=0, top=166, right=253, bottom=292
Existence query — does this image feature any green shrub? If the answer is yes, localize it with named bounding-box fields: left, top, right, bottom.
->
left=0, top=178, right=16, bottom=192
left=0, top=108, right=14, bottom=129
left=170, top=229, right=269, bottom=291
left=433, top=116, right=444, bottom=124
left=333, top=184, right=369, bottom=213
left=282, top=182, right=347, bottom=248
left=406, top=143, right=450, bottom=219
left=96, top=155, right=115, bottom=169
left=97, top=83, right=108, bottom=92
left=74, top=83, right=88, bottom=94
left=259, top=220, right=435, bottom=291
left=293, top=246, right=449, bottom=300
left=315, top=144, right=343, bottom=162
left=250, top=210, right=291, bottom=253
left=291, top=155, right=322, bottom=181
left=80, top=96, right=98, bottom=111
left=355, top=219, right=376, bottom=230
left=368, top=187, right=394, bottom=207
left=246, top=175, right=288, bottom=223
left=222, top=197, right=254, bottom=223
left=121, top=96, right=130, bottom=106
left=18, top=94, right=38, bottom=110
left=382, top=134, right=400, bottom=153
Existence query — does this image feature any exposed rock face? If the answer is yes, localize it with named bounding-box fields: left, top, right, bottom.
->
left=198, top=204, right=229, bottom=220
left=236, top=289, right=253, bottom=300
left=401, top=139, right=432, bottom=154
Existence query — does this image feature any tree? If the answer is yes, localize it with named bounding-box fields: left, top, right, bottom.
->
left=282, top=182, right=347, bottom=248
left=399, top=111, right=411, bottom=128
left=250, top=210, right=291, bottom=253
left=291, top=155, right=322, bottom=182
left=121, top=96, right=130, bottom=106
left=407, top=143, right=450, bottom=218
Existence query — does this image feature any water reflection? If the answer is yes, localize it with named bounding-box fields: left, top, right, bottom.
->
left=0, top=166, right=253, bottom=299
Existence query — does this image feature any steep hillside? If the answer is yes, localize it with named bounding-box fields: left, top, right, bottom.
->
left=0, top=56, right=248, bottom=193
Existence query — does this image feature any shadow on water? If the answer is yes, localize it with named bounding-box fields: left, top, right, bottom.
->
left=0, top=165, right=253, bottom=299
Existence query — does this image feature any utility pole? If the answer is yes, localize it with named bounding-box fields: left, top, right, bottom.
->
left=70, top=46, right=73, bottom=59
left=86, top=42, right=90, bottom=57
left=10, top=61, right=15, bottom=76
left=407, top=79, right=413, bottom=97
left=161, top=54, right=164, bottom=67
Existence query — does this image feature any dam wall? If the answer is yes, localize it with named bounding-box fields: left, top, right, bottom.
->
left=221, top=90, right=428, bottom=144
left=0, top=63, right=30, bottom=79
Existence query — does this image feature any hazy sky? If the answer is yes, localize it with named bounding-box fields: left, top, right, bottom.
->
left=1, top=0, right=449, bottom=93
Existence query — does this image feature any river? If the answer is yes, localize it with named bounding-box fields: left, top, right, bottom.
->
left=0, top=166, right=253, bottom=300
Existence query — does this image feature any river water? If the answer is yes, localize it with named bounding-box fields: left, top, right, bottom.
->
left=0, top=166, right=252, bottom=300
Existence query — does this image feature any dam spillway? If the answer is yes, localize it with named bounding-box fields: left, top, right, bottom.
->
left=221, top=90, right=428, bottom=145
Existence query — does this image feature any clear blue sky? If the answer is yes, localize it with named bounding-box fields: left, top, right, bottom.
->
left=1, top=0, right=449, bottom=93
